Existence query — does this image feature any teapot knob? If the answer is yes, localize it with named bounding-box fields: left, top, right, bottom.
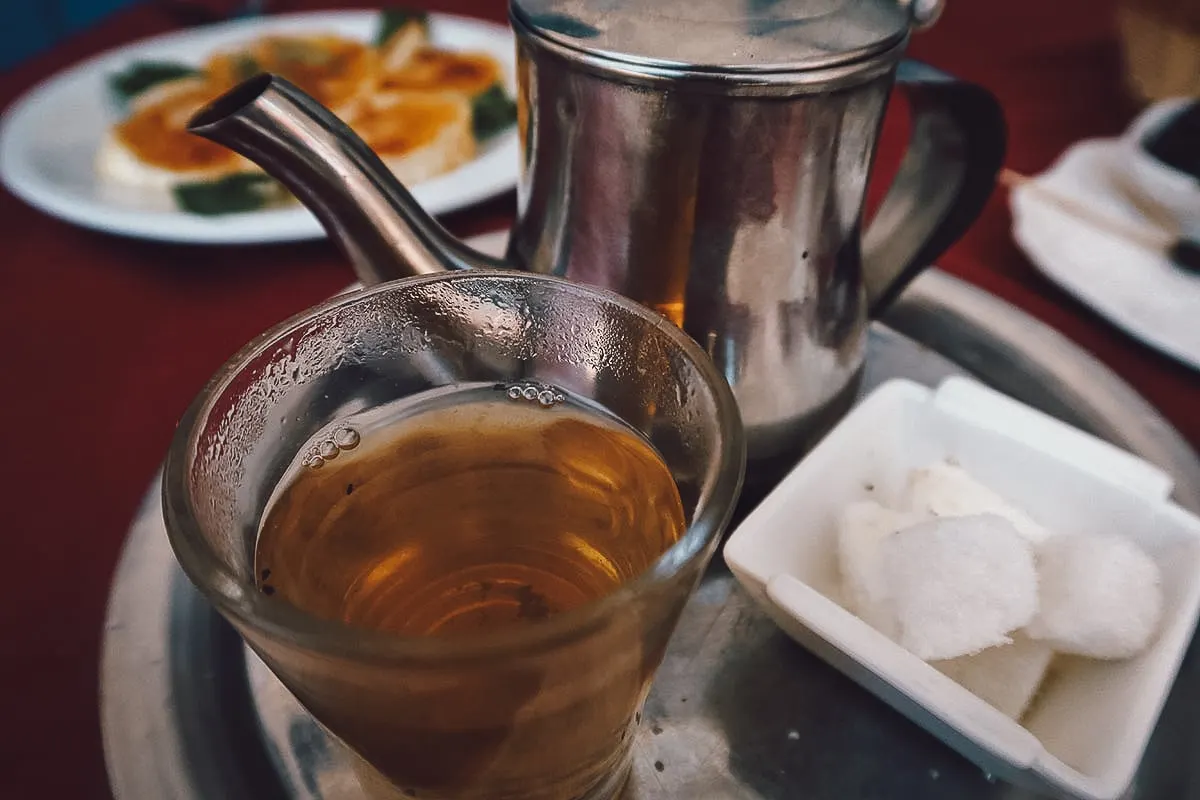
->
left=904, top=0, right=945, bottom=29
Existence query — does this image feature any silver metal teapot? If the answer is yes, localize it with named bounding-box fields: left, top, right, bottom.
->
left=189, top=0, right=1005, bottom=483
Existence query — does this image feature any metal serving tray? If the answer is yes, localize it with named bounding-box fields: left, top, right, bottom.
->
left=101, top=262, right=1200, bottom=800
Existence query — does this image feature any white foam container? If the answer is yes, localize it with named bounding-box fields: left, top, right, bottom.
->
left=723, top=376, right=1200, bottom=800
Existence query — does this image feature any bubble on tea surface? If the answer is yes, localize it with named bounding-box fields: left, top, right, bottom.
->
left=318, top=440, right=340, bottom=460
left=504, top=382, right=567, bottom=408
left=302, top=453, right=326, bottom=469
left=333, top=427, right=360, bottom=450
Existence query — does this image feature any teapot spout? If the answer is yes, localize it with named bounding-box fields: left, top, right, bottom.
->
left=187, top=74, right=508, bottom=286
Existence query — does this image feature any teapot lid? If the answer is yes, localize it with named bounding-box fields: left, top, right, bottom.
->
left=510, top=0, right=942, bottom=76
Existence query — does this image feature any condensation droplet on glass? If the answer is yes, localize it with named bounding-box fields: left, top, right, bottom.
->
left=333, top=427, right=360, bottom=450
left=318, top=440, right=339, bottom=460
left=521, top=386, right=539, bottom=401
left=506, top=385, right=523, bottom=400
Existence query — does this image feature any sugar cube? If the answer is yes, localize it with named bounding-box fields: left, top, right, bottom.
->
left=905, top=461, right=1052, bottom=545
left=836, top=500, right=926, bottom=638
left=932, top=633, right=1055, bottom=720
left=882, top=514, right=1039, bottom=661
left=1027, top=533, right=1163, bottom=659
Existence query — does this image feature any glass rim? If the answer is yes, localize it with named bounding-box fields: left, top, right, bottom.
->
left=162, top=270, right=746, bottom=664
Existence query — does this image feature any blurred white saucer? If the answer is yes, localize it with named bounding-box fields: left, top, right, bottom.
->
left=1009, top=106, right=1200, bottom=372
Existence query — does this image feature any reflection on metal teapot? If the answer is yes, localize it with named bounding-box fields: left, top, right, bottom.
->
left=187, top=0, right=1005, bottom=482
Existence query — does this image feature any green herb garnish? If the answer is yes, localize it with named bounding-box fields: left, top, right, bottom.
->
left=173, top=173, right=284, bottom=216
left=472, top=84, right=517, bottom=140
left=108, top=61, right=200, bottom=103
left=376, top=8, right=430, bottom=47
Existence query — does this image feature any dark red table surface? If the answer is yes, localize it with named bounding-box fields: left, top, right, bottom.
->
left=1, top=1, right=1197, bottom=797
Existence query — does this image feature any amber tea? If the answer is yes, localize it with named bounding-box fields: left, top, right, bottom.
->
left=254, top=383, right=686, bottom=636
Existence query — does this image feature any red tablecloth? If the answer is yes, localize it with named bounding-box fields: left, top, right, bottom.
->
left=0, top=2, right=1196, bottom=797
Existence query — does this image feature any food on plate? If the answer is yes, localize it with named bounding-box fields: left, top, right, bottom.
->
left=96, top=77, right=256, bottom=191
left=96, top=8, right=517, bottom=215
left=352, top=90, right=475, bottom=186
left=378, top=13, right=501, bottom=97
left=204, top=33, right=379, bottom=117
left=834, top=459, right=1164, bottom=721
left=377, top=10, right=429, bottom=71
left=1027, top=533, right=1163, bottom=659
left=881, top=514, right=1038, bottom=661
left=380, top=43, right=502, bottom=97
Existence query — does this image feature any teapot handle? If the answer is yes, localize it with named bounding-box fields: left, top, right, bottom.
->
left=862, top=60, right=1006, bottom=317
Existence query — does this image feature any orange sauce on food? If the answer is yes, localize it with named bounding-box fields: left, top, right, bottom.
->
left=206, top=35, right=376, bottom=111
left=352, top=95, right=462, bottom=156
left=113, top=34, right=498, bottom=175
left=114, top=82, right=240, bottom=172
left=379, top=48, right=499, bottom=96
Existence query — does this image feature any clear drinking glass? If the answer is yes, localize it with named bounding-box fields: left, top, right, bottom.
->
left=162, top=271, right=745, bottom=800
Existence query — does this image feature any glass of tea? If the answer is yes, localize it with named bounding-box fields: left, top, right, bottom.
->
left=162, top=270, right=745, bottom=799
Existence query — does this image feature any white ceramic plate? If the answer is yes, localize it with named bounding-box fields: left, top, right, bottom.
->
left=0, top=10, right=519, bottom=244
left=1009, top=138, right=1200, bottom=372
